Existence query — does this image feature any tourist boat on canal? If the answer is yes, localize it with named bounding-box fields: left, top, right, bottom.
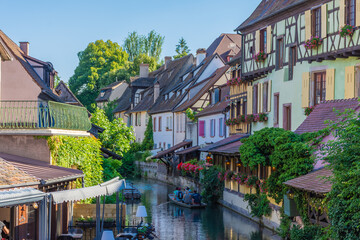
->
left=168, top=194, right=207, bottom=209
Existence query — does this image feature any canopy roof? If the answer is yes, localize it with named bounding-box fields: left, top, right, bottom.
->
left=0, top=188, right=46, bottom=207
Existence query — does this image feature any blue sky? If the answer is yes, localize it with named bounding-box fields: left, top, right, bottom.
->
left=0, top=0, right=260, bottom=81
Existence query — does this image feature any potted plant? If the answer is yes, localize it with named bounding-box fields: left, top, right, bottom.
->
left=304, top=36, right=323, bottom=50
left=137, top=226, right=147, bottom=239
left=254, top=51, right=267, bottom=62
left=339, top=24, right=355, bottom=38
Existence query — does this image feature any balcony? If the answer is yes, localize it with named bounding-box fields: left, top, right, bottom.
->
left=0, top=101, right=91, bottom=134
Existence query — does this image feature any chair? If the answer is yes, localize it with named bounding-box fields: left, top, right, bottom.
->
left=57, top=236, right=74, bottom=240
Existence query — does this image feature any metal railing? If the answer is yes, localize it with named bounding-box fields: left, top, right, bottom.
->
left=0, top=101, right=91, bottom=131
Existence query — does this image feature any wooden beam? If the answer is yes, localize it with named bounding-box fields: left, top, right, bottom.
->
left=316, top=57, right=324, bottom=62
left=324, top=55, right=336, bottom=60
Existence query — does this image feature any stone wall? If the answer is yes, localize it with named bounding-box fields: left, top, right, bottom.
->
left=219, top=189, right=281, bottom=230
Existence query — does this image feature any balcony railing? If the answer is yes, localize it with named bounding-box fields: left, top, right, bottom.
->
left=0, top=101, right=91, bottom=131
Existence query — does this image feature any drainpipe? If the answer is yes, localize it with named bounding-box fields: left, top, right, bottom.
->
left=47, top=195, right=52, bottom=240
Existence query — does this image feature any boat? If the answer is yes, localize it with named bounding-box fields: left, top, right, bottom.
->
left=168, top=194, right=207, bottom=208
left=123, top=184, right=141, bottom=199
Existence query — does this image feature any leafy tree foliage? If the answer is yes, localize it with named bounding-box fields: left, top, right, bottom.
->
left=324, top=110, right=360, bottom=239
left=239, top=127, right=314, bottom=204
left=91, top=108, right=134, bottom=156
left=142, top=117, right=154, bottom=151
left=123, top=30, right=164, bottom=62
left=200, top=165, right=224, bottom=204
left=102, top=157, right=122, bottom=181
left=129, top=53, right=160, bottom=76
left=68, top=40, right=129, bottom=110
left=174, top=37, right=190, bottom=59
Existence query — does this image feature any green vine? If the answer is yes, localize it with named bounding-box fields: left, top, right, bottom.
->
left=47, top=135, right=103, bottom=188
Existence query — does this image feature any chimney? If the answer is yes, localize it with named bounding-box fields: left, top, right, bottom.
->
left=139, top=63, right=149, bottom=78
left=154, top=82, right=160, bottom=103
left=196, top=48, right=206, bottom=66
left=19, top=42, right=29, bottom=56
left=164, top=56, right=172, bottom=69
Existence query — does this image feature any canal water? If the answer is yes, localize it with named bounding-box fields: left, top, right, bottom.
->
left=124, top=179, right=280, bottom=240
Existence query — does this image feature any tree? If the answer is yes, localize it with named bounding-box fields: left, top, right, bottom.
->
left=324, top=110, right=360, bottom=239
left=129, top=53, right=160, bottom=76
left=68, top=40, right=129, bottom=110
left=174, top=37, right=190, bottom=59
left=91, top=108, right=135, bottom=156
left=123, top=30, right=164, bottom=62
left=142, top=117, right=154, bottom=150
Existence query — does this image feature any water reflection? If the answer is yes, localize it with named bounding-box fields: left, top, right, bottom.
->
left=125, top=179, right=280, bottom=240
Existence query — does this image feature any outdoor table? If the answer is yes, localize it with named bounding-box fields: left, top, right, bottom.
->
left=59, top=233, right=83, bottom=239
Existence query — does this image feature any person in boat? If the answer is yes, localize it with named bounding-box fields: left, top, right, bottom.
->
left=191, top=190, right=202, bottom=205
left=174, top=187, right=183, bottom=201
left=183, top=189, right=192, bottom=205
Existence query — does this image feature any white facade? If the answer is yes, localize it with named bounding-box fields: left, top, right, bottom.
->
left=132, top=111, right=148, bottom=143
left=152, top=112, right=173, bottom=150
left=174, top=112, right=186, bottom=145
left=198, top=113, right=229, bottom=147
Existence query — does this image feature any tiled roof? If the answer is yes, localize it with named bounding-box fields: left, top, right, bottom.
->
left=152, top=140, right=192, bottom=159
left=95, top=81, right=125, bottom=102
left=175, top=146, right=200, bottom=155
left=112, top=86, right=132, bottom=113
left=0, top=153, right=84, bottom=185
left=295, top=98, right=360, bottom=134
left=102, top=81, right=123, bottom=90
left=174, top=65, right=229, bottom=112
left=130, top=77, right=155, bottom=88
left=0, top=30, right=62, bottom=102
left=236, top=0, right=307, bottom=31
left=200, top=134, right=249, bottom=152
left=206, top=34, right=242, bottom=62
left=211, top=141, right=243, bottom=155
left=128, top=87, right=153, bottom=113
left=284, top=168, right=333, bottom=194
left=0, top=159, right=38, bottom=186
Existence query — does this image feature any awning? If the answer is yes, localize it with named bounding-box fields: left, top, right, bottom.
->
left=199, top=134, right=248, bottom=152
left=0, top=188, right=46, bottom=207
left=152, top=140, right=192, bottom=159
left=211, top=141, right=243, bottom=155
left=176, top=146, right=200, bottom=155
left=50, top=177, right=126, bottom=204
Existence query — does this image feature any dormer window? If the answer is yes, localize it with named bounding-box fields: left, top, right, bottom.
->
left=100, top=91, right=105, bottom=97
left=165, top=94, right=168, bottom=100
left=211, top=88, right=220, bottom=104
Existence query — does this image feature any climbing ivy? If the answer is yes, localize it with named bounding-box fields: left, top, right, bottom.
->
left=47, top=135, right=103, bottom=187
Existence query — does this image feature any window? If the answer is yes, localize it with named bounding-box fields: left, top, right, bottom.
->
left=134, top=93, right=141, bottom=105
left=166, top=116, right=172, bottom=130
left=219, top=118, right=224, bottom=137
left=260, top=29, right=267, bottom=53
left=154, top=143, right=157, bottom=149
left=236, top=101, right=241, bottom=116
left=313, top=72, right=326, bottom=105
left=253, top=84, right=258, bottom=114
left=214, top=88, right=220, bottom=104
left=168, top=144, right=171, bottom=149
left=100, top=90, right=105, bottom=97
left=283, top=103, right=292, bottom=131
left=231, top=103, right=236, bottom=118
left=289, top=46, right=297, bottom=81
left=199, top=120, right=205, bottom=137
left=274, top=93, right=279, bottom=127
left=312, top=8, right=321, bottom=37
left=346, top=0, right=356, bottom=26
left=163, top=142, right=166, bottom=149
left=153, top=117, right=156, bottom=132
left=176, top=114, right=179, bottom=132
left=231, top=70, right=236, bottom=79
left=260, top=165, right=269, bottom=180
left=210, top=119, right=215, bottom=137
left=276, top=38, right=284, bottom=69
left=158, top=117, right=162, bottom=131
left=136, top=113, right=141, bottom=126
left=263, top=82, right=268, bottom=112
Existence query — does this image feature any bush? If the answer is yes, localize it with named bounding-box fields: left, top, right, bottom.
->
left=290, top=225, right=323, bottom=240
left=102, top=157, right=122, bottom=182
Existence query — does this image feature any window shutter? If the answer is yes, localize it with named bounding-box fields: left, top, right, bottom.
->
left=258, top=83, right=263, bottom=113
left=266, top=25, right=272, bottom=54
left=345, top=66, right=355, bottom=99
left=247, top=85, right=253, bottom=114
left=199, top=121, right=204, bottom=137
left=302, top=72, right=310, bottom=108
left=339, top=0, right=345, bottom=27
left=357, top=0, right=360, bottom=26
left=268, top=80, right=272, bottom=112
left=305, top=10, right=312, bottom=40
left=326, top=69, right=335, bottom=100
left=321, top=3, right=328, bottom=38
left=255, top=30, right=260, bottom=53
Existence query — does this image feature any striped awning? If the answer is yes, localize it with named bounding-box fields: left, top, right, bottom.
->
left=50, top=177, right=126, bottom=204
left=0, top=188, right=46, bottom=207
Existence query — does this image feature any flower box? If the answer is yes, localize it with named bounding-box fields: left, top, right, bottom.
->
left=339, top=24, right=355, bottom=38
left=304, top=36, right=323, bottom=50
left=254, top=51, right=267, bottom=62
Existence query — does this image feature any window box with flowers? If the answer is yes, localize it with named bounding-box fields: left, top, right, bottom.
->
left=304, top=36, right=323, bottom=50
left=304, top=106, right=315, bottom=116
left=225, top=113, right=268, bottom=126
left=254, top=51, right=267, bottom=62
left=227, top=77, right=242, bottom=86
left=339, top=24, right=355, bottom=38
